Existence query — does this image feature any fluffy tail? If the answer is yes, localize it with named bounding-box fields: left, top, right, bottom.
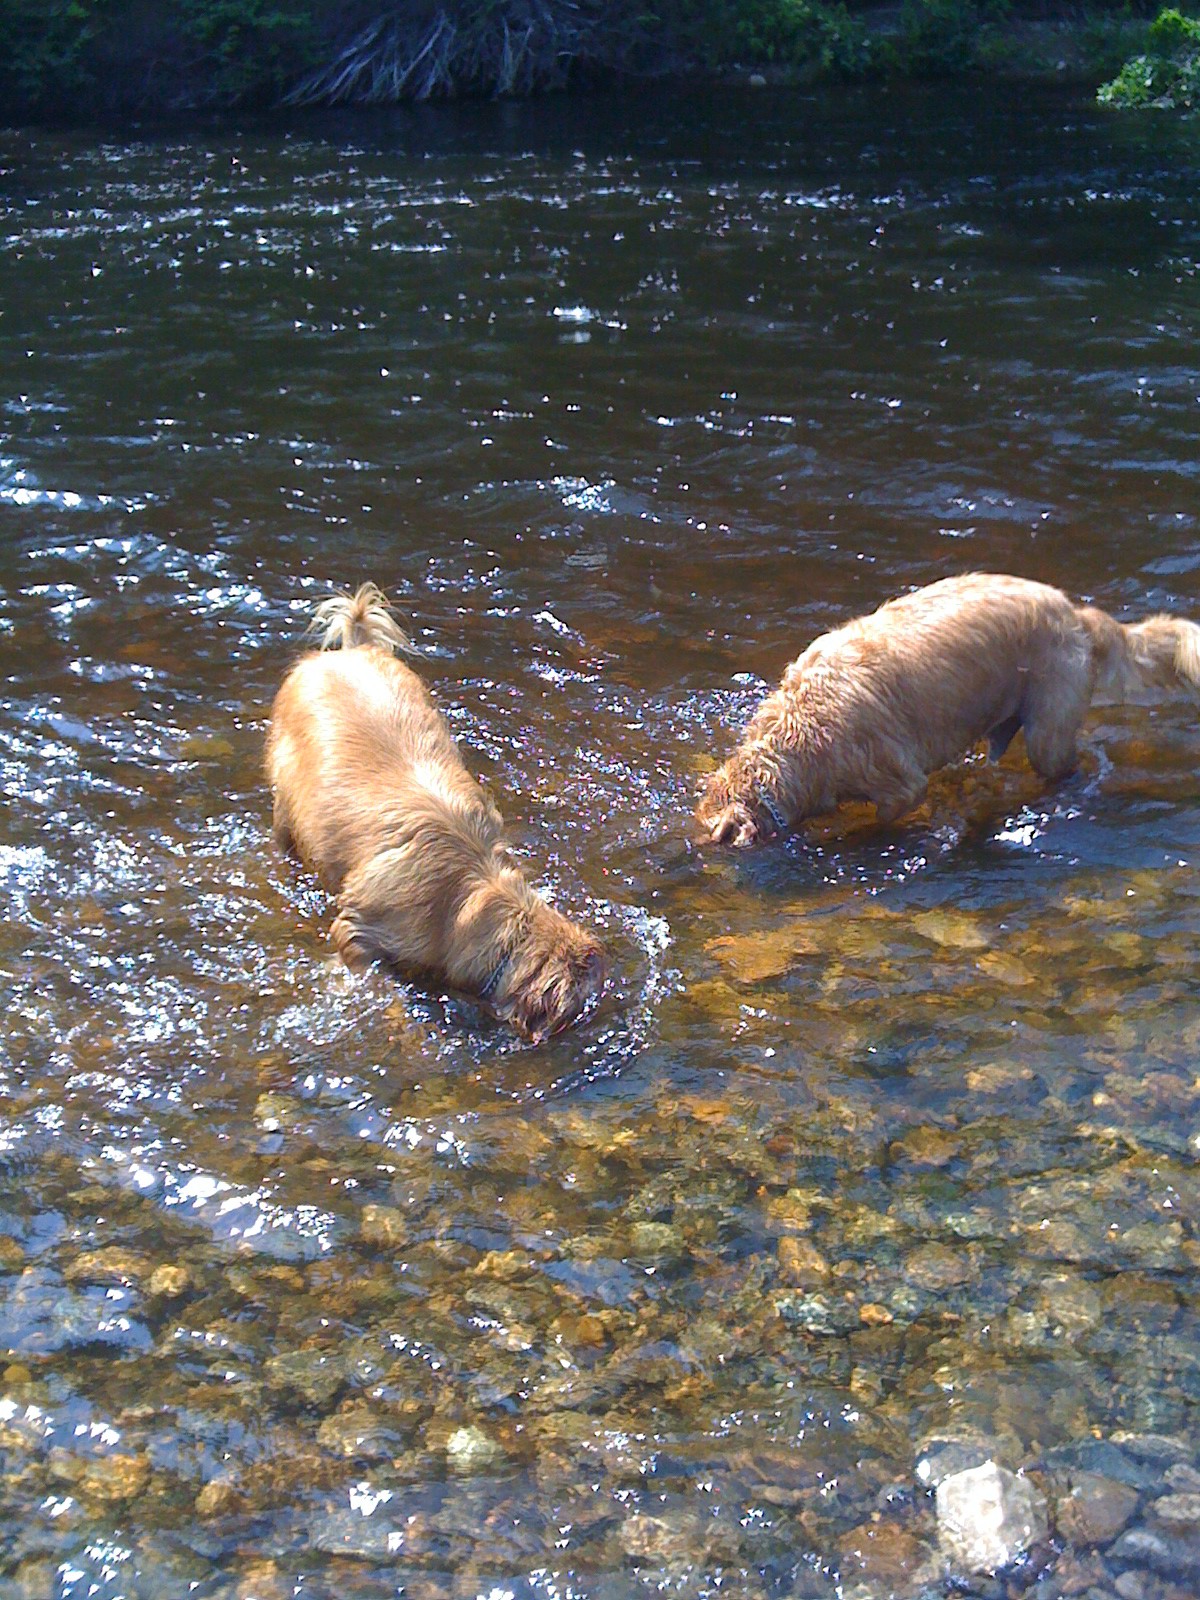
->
left=1081, top=604, right=1200, bottom=706
left=307, top=582, right=415, bottom=655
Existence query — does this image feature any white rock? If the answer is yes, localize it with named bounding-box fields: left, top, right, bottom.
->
left=445, top=1424, right=503, bottom=1473
left=936, top=1459, right=1048, bottom=1574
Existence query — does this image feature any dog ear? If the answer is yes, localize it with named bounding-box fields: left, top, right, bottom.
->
left=577, top=947, right=605, bottom=983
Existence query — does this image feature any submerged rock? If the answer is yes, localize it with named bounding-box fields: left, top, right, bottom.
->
left=775, top=1290, right=860, bottom=1336
left=360, top=1204, right=407, bottom=1248
left=936, top=1460, right=1048, bottom=1573
left=148, top=1263, right=192, bottom=1298
left=1054, top=1469, right=1140, bottom=1545
left=904, top=1242, right=972, bottom=1291
left=1152, top=1491, right=1200, bottom=1526
left=445, top=1423, right=505, bottom=1474
left=1109, top=1524, right=1200, bottom=1576
left=916, top=1437, right=1002, bottom=1489
left=778, top=1235, right=830, bottom=1286
left=263, top=1348, right=345, bottom=1408
left=837, top=1518, right=930, bottom=1588
left=618, top=1508, right=706, bottom=1564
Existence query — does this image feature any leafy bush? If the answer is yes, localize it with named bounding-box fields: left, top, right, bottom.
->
left=1098, top=5, right=1200, bottom=105
left=1147, top=4, right=1200, bottom=48
left=0, top=0, right=107, bottom=109
left=0, top=0, right=323, bottom=112
left=179, top=0, right=320, bottom=102
left=891, top=0, right=1009, bottom=77
left=728, top=0, right=875, bottom=74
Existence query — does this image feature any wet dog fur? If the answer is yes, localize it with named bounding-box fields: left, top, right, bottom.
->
left=698, top=572, right=1200, bottom=846
left=266, top=584, right=604, bottom=1040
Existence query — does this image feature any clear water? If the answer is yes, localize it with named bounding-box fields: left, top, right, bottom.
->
left=1, top=80, right=1199, bottom=1600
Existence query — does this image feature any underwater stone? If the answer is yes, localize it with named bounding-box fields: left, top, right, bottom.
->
left=445, top=1424, right=504, bottom=1473
left=777, top=1236, right=830, bottom=1286
left=904, top=1242, right=972, bottom=1291
left=149, top=1263, right=192, bottom=1298
left=936, top=1460, right=1048, bottom=1573
left=1054, top=1470, right=1140, bottom=1545
left=837, top=1518, right=929, bottom=1588
left=263, top=1348, right=345, bottom=1408
left=1152, top=1491, right=1200, bottom=1525
left=360, top=1204, right=407, bottom=1248
left=916, top=1436, right=1003, bottom=1488
left=1110, top=1525, right=1200, bottom=1576
left=775, top=1291, right=860, bottom=1335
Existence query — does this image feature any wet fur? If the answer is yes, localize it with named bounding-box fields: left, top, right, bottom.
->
left=699, top=573, right=1200, bottom=846
left=266, top=584, right=604, bottom=1039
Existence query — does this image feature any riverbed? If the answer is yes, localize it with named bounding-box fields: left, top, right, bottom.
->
left=1, top=80, right=1199, bottom=1599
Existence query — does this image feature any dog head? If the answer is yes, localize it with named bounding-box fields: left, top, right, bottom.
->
left=494, top=904, right=606, bottom=1044
left=697, top=759, right=784, bottom=847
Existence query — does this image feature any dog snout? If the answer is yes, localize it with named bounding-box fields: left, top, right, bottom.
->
left=708, top=803, right=758, bottom=847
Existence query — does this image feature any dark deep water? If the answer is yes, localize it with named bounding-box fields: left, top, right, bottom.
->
left=1, top=79, right=1199, bottom=1599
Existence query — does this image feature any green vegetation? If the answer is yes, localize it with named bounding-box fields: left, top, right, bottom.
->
left=0, top=0, right=1170, bottom=119
left=0, top=0, right=324, bottom=114
left=1098, top=5, right=1200, bottom=106
left=893, top=0, right=1007, bottom=77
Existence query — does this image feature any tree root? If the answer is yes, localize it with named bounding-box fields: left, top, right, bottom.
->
left=285, top=2, right=616, bottom=105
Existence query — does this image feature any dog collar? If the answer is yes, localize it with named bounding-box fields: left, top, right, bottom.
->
left=756, top=788, right=789, bottom=835
left=477, top=955, right=508, bottom=1002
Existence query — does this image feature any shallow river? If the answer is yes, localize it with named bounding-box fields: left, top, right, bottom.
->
left=1, top=80, right=1199, bottom=1600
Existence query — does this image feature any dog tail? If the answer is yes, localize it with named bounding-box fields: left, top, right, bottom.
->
left=1080, top=604, right=1200, bottom=706
left=307, top=583, right=416, bottom=655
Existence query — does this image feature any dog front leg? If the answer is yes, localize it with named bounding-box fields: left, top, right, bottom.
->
left=330, top=909, right=378, bottom=973
left=330, top=847, right=423, bottom=974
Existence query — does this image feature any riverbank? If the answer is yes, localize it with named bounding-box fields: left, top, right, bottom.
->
left=0, top=0, right=1164, bottom=124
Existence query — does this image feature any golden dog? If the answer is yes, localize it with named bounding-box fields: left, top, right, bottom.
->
left=266, top=584, right=605, bottom=1040
left=699, top=572, right=1200, bottom=846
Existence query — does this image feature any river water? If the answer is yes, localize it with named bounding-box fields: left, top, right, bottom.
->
left=1, top=80, right=1199, bottom=1600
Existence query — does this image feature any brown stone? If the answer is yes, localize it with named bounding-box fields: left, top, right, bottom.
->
left=890, top=1126, right=959, bottom=1167
left=837, top=1518, right=927, bottom=1585
left=777, top=1236, right=829, bottom=1287
left=360, top=1204, right=407, bottom=1248
left=1056, top=1471, right=1140, bottom=1545
left=905, top=1243, right=971, bottom=1291
left=79, top=1453, right=150, bottom=1503
left=63, top=1248, right=151, bottom=1286
left=859, top=1302, right=894, bottom=1327
left=148, top=1263, right=192, bottom=1298
left=196, top=1477, right=243, bottom=1517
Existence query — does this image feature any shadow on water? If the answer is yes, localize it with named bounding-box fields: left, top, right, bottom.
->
left=0, top=76, right=1199, bottom=1600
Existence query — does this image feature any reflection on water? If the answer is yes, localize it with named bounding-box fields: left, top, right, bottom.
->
left=1, top=80, right=1199, bottom=1599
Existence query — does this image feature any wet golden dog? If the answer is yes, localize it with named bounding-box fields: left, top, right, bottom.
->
left=699, top=572, right=1200, bottom=846
left=266, top=584, right=604, bottom=1040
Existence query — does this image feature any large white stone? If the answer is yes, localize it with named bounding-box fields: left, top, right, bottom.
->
left=936, top=1459, right=1048, bottom=1574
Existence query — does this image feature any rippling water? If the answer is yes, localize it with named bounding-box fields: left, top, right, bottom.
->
left=1, top=81, right=1199, bottom=1600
